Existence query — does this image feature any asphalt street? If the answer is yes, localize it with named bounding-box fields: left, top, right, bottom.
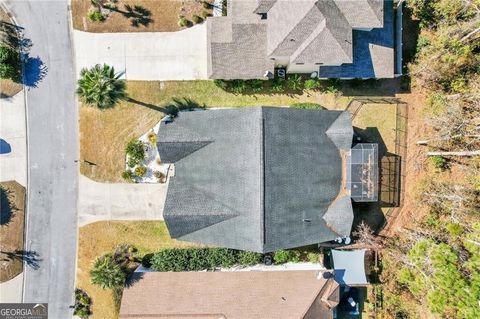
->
left=4, top=1, right=79, bottom=318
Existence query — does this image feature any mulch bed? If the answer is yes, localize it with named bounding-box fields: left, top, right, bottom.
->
left=0, top=181, right=26, bottom=282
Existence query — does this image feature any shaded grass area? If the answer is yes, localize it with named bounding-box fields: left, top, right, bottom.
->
left=71, top=0, right=209, bottom=33
left=80, top=80, right=346, bottom=182
left=0, top=181, right=25, bottom=282
left=0, top=8, right=22, bottom=98
left=77, top=221, right=196, bottom=319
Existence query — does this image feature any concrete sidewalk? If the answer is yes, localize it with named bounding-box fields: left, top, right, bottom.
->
left=78, top=175, right=167, bottom=226
left=0, top=92, right=27, bottom=187
left=73, top=25, right=209, bottom=81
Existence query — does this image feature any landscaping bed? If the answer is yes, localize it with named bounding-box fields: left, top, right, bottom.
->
left=76, top=221, right=195, bottom=319
left=80, top=80, right=344, bottom=182
left=71, top=0, right=212, bottom=33
left=0, top=7, right=22, bottom=98
left=0, top=181, right=25, bottom=282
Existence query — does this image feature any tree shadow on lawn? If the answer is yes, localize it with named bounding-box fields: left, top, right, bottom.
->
left=111, top=4, right=153, bottom=28
left=127, top=97, right=205, bottom=116
left=0, top=250, right=42, bottom=270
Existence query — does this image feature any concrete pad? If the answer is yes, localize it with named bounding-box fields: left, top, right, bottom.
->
left=78, top=175, right=167, bottom=226
left=73, top=25, right=209, bottom=81
left=0, top=92, right=27, bottom=187
left=0, top=273, right=23, bottom=303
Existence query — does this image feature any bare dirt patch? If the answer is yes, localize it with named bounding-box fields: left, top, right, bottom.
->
left=0, top=181, right=25, bottom=283
left=71, top=0, right=211, bottom=33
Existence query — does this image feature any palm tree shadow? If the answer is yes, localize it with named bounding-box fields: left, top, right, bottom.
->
left=0, top=250, right=42, bottom=270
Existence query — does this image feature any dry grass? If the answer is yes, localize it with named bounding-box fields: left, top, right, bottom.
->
left=0, top=181, right=25, bottom=283
left=352, top=103, right=397, bottom=152
left=77, top=221, right=195, bottom=319
left=80, top=80, right=346, bottom=182
left=71, top=0, right=211, bottom=33
left=0, top=8, right=22, bottom=98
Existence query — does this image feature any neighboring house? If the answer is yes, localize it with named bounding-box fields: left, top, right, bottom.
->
left=207, top=0, right=397, bottom=79
left=157, top=107, right=378, bottom=253
left=119, top=270, right=340, bottom=319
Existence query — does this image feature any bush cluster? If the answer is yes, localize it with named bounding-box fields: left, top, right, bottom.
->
left=272, top=249, right=301, bottom=264
left=213, top=76, right=338, bottom=94
left=87, top=10, right=104, bottom=22
left=125, top=139, right=145, bottom=164
left=145, top=248, right=263, bottom=271
left=0, top=45, right=20, bottom=81
left=192, top=15, right=203, bottom=24
left=290, top=103, right=325, bottom=110
left=178, top=15, right=189, bottom=27
left=73, top=289, right=92, bottom=319
left=430, top=155, right=448, bottom=171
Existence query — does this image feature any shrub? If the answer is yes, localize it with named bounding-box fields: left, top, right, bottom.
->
left=246, top=79, right=264, bottom=93
left=192, top=15, right=203, bottom=24
left=122, top=169, right=134, bottom=182
left=147, top=132, right=157, bottom=145
left=307, top=252, right=320, bottom=263
left=74, top=289, right=91, bottom=319
left=90, top=254, right=127, bottom=289
left=87, top=10, right=104, bottom=22
left=270, top=78, right=285, bottom=92
left=238, top=251, right=263, bottom=266
left=286, top=74, right=303, bottom=91
left=230, top=80, right=247, bottom=94
left=153, top=171, right=166, bottom=183
left=304, top=78, right=321, bottom=90
left=202, top=1, right=212, bottom=9
left=127, top=157, right=139, bottom=168
left=125, top=139, right=145, bottom=162
left=290, top=103, right=325, bottom=110
left=325, top=78, right=341, bottom=94
left=178, top=16, right=189, bottom=27
left=273, top=250, right=301, bottom=264
left=446, top=223, right=463, bottom=236
left=214, top=79, right=228, bottom=90
left=148, top=248, right=261, bottom=271
left=201, top=9, right=210, bottom=18
left=0, top=45, right=19, bottom=80
left=430, top=155, right=448, bottom=171
left=134, top=165, right=147, bottom=177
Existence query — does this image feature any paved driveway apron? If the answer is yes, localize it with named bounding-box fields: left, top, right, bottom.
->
left=78, top=175, right=167, bottom=226
left=73, top=24, right=209, bottom=80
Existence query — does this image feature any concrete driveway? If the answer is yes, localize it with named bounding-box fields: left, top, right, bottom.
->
left=0, top=92, right=27, bottom=187
left=78, top=175, right=167, bottom=227
left=73, top=24, right=208, bottom=80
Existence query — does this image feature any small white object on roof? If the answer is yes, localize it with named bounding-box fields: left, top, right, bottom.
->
left=332, top=249, right=368, bottom=286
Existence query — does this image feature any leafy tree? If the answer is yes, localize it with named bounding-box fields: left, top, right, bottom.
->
left=90, top=254, right=127, bottom=289
left=76, top=64, right=127, bottom=109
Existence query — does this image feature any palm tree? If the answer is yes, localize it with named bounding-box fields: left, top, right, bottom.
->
left=90, top=254, right=127, bottom=289
left=76, top=64, right=127, bottom=109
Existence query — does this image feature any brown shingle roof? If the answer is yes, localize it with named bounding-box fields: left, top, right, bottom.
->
left=119, top=270, right=339, bottom=319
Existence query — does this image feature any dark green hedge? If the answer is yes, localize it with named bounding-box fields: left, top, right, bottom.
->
left=145, top=248, right=263, bottom=271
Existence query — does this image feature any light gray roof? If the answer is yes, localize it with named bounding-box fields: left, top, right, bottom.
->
left=332, top=249, right=368, bottom=286
left=159, top=108, right=354, bottom=253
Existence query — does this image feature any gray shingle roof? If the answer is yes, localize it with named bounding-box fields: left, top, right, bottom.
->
left=207, top=0, right=393, bottom=79
left=159, top=107, right=354, bottom=253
